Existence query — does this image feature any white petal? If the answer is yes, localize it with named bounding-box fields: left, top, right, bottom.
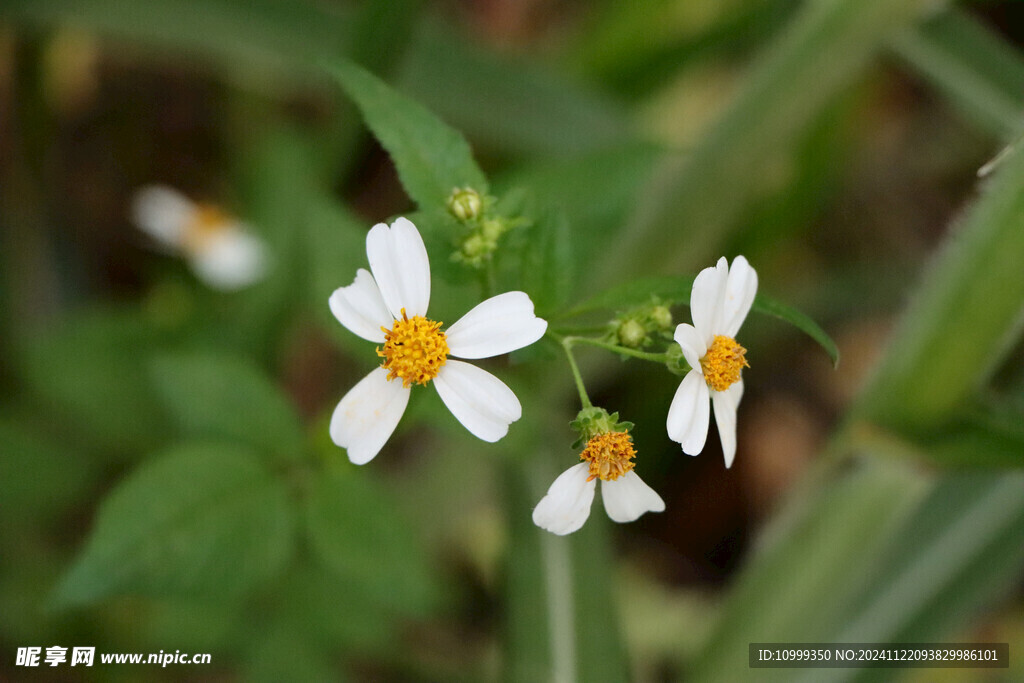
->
left=433, top=360, right=521, bottom=442
left=365, top=217, right=430, bottom=318
left=690, top=257, right=729, bottom=345
left=666, top=369, right=710, bottom=455
left=330, top=367, right=411, bottom=465
left=673, top=323, right=706, bottom=372
left=601, top=471, right=666, bottom=523
left=131, top=185, right=194, bottom=247
left=329, top=269, right=393, bottom=343
left=532, top=463, right=596, bottom=536
left=191, top=228, right=268, bottom=290
left=712, top=380, right=743, bottom=468
left=445, top=291, right=548, bottom=359
left=722, top=256, right=758, bottom=338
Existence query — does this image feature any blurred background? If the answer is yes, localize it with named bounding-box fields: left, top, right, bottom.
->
left=2, top=0, right=1024, bottom=681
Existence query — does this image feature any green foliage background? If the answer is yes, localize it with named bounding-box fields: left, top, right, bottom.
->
left=1, top=1, right=1023, bottom=681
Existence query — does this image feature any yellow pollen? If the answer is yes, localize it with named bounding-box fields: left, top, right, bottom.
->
left=182, top=203, right=231, bottom=253
left=700, top=334, right=749, bottom=392
left=580, top=431, right=636, bottom=482
left=377, top=309, right=449, bottom=387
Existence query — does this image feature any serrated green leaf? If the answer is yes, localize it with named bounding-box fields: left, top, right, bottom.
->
left=150, top=351, right=304, bottom=460
left=53, top=443, right=293, bottom=606
left=562, top=275, right=839, bottom=365
left=329, top=60, right=488, bottom=213
left=304, top=466, right=437, bottom=614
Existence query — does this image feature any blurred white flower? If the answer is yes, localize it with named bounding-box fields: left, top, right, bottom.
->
left=533, top=431, right=664, bottom=535
left=667, top=256, right=757, bottom=468
left=329, top=217, right=547, bottom=465
left=131, top=185, right=268, bottom=290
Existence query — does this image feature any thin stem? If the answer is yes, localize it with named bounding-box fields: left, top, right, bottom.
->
left=551, top=333, right=593, bottom=409
left=565, top=335, right=671, bottom=364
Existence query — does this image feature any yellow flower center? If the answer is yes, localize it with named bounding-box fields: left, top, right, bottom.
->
left=700, top=334, right=749, bottom=392
left=580, top=431, right=636, bottom=482
left=182, top=203, right=231, bottom=253
left=377, top=309, right=449, bottom=387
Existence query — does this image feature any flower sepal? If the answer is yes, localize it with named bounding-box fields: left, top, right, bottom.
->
left=569, top=406, right=633, bottom=449
left=664, top=344, right=692, bottom=377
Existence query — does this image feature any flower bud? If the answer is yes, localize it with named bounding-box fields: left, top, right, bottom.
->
left=617, top=319, right=648, bottom=348
left=649, top=304, right=673, bottom=331
left=447, top=187, right=483, bottom=221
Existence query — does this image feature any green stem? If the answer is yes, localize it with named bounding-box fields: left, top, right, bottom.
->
left=565, top=335, right=672, bottom=364
left=557, top=338, right=593, bottom=409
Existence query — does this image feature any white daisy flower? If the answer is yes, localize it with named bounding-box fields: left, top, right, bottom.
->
left=532, top=431, right=665, bottom=535
left=328, top=217, right=547, bottom=465
left=131, top=185, right=268, bottom=290
left=666, top=256, right=757, bottom=468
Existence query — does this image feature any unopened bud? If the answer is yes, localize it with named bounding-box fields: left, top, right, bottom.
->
left=649, top=305, right=673, bottom=331
left=447, top=187, right=483, bottom=221
left=617, top=319, right=647, bottom=348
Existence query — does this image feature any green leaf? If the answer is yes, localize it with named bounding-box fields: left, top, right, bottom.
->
left=150, top=351, right=304, bottom=460
left=587, top=0, right=934, bottom=287
left=562, top=275, right=839, bottom=365
left=304, top=466, right=437, bottom=614
left=18, top=307, right=171, bottom=455
left=890, top=8, right=1024, bottom=139
left=753, top=295, right=840, bottom=368
left=855, top=140, right=1024, bottom=430
left=53, top=443, right=293, bottom=606
left=329, top=59, right=488, bottom=213
left=688, top=458, right=931, bottom=683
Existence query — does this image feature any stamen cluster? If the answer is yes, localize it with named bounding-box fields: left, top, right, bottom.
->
left=701, top=335, right=748, bottom=391
left=182, top=203, right=230, bottom=252
left=580, top=431, right=636, bottom=482
left=378, top=310, right=449, bottom=387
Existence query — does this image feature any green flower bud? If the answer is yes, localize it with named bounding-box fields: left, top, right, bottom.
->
left=481, top=217, right=505, bottom=241
left=447, top=187, right=483, bottom=222
left=617, top=319, right=648, bottom=348
left=649, top=304, right=673, bottom=331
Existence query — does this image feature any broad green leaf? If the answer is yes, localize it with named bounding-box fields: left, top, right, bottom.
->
left=329, top=60, right=488, bottom=213
left=516, top=202, right=574, bottom=317
left=18, top=308, right=171, bottom=455
left=150, top=351, right=304, bottom=460
left=53, top=443, right=293, bottom=606
left=562, top=275, right=839, bottom=365
left=263, top=564, right=394, bottom=654
left=890, top=8, right=1024, bottom=139
left=855, top=142, right=1024, bottom=430
left=304, top=466, right=437, bottom=614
